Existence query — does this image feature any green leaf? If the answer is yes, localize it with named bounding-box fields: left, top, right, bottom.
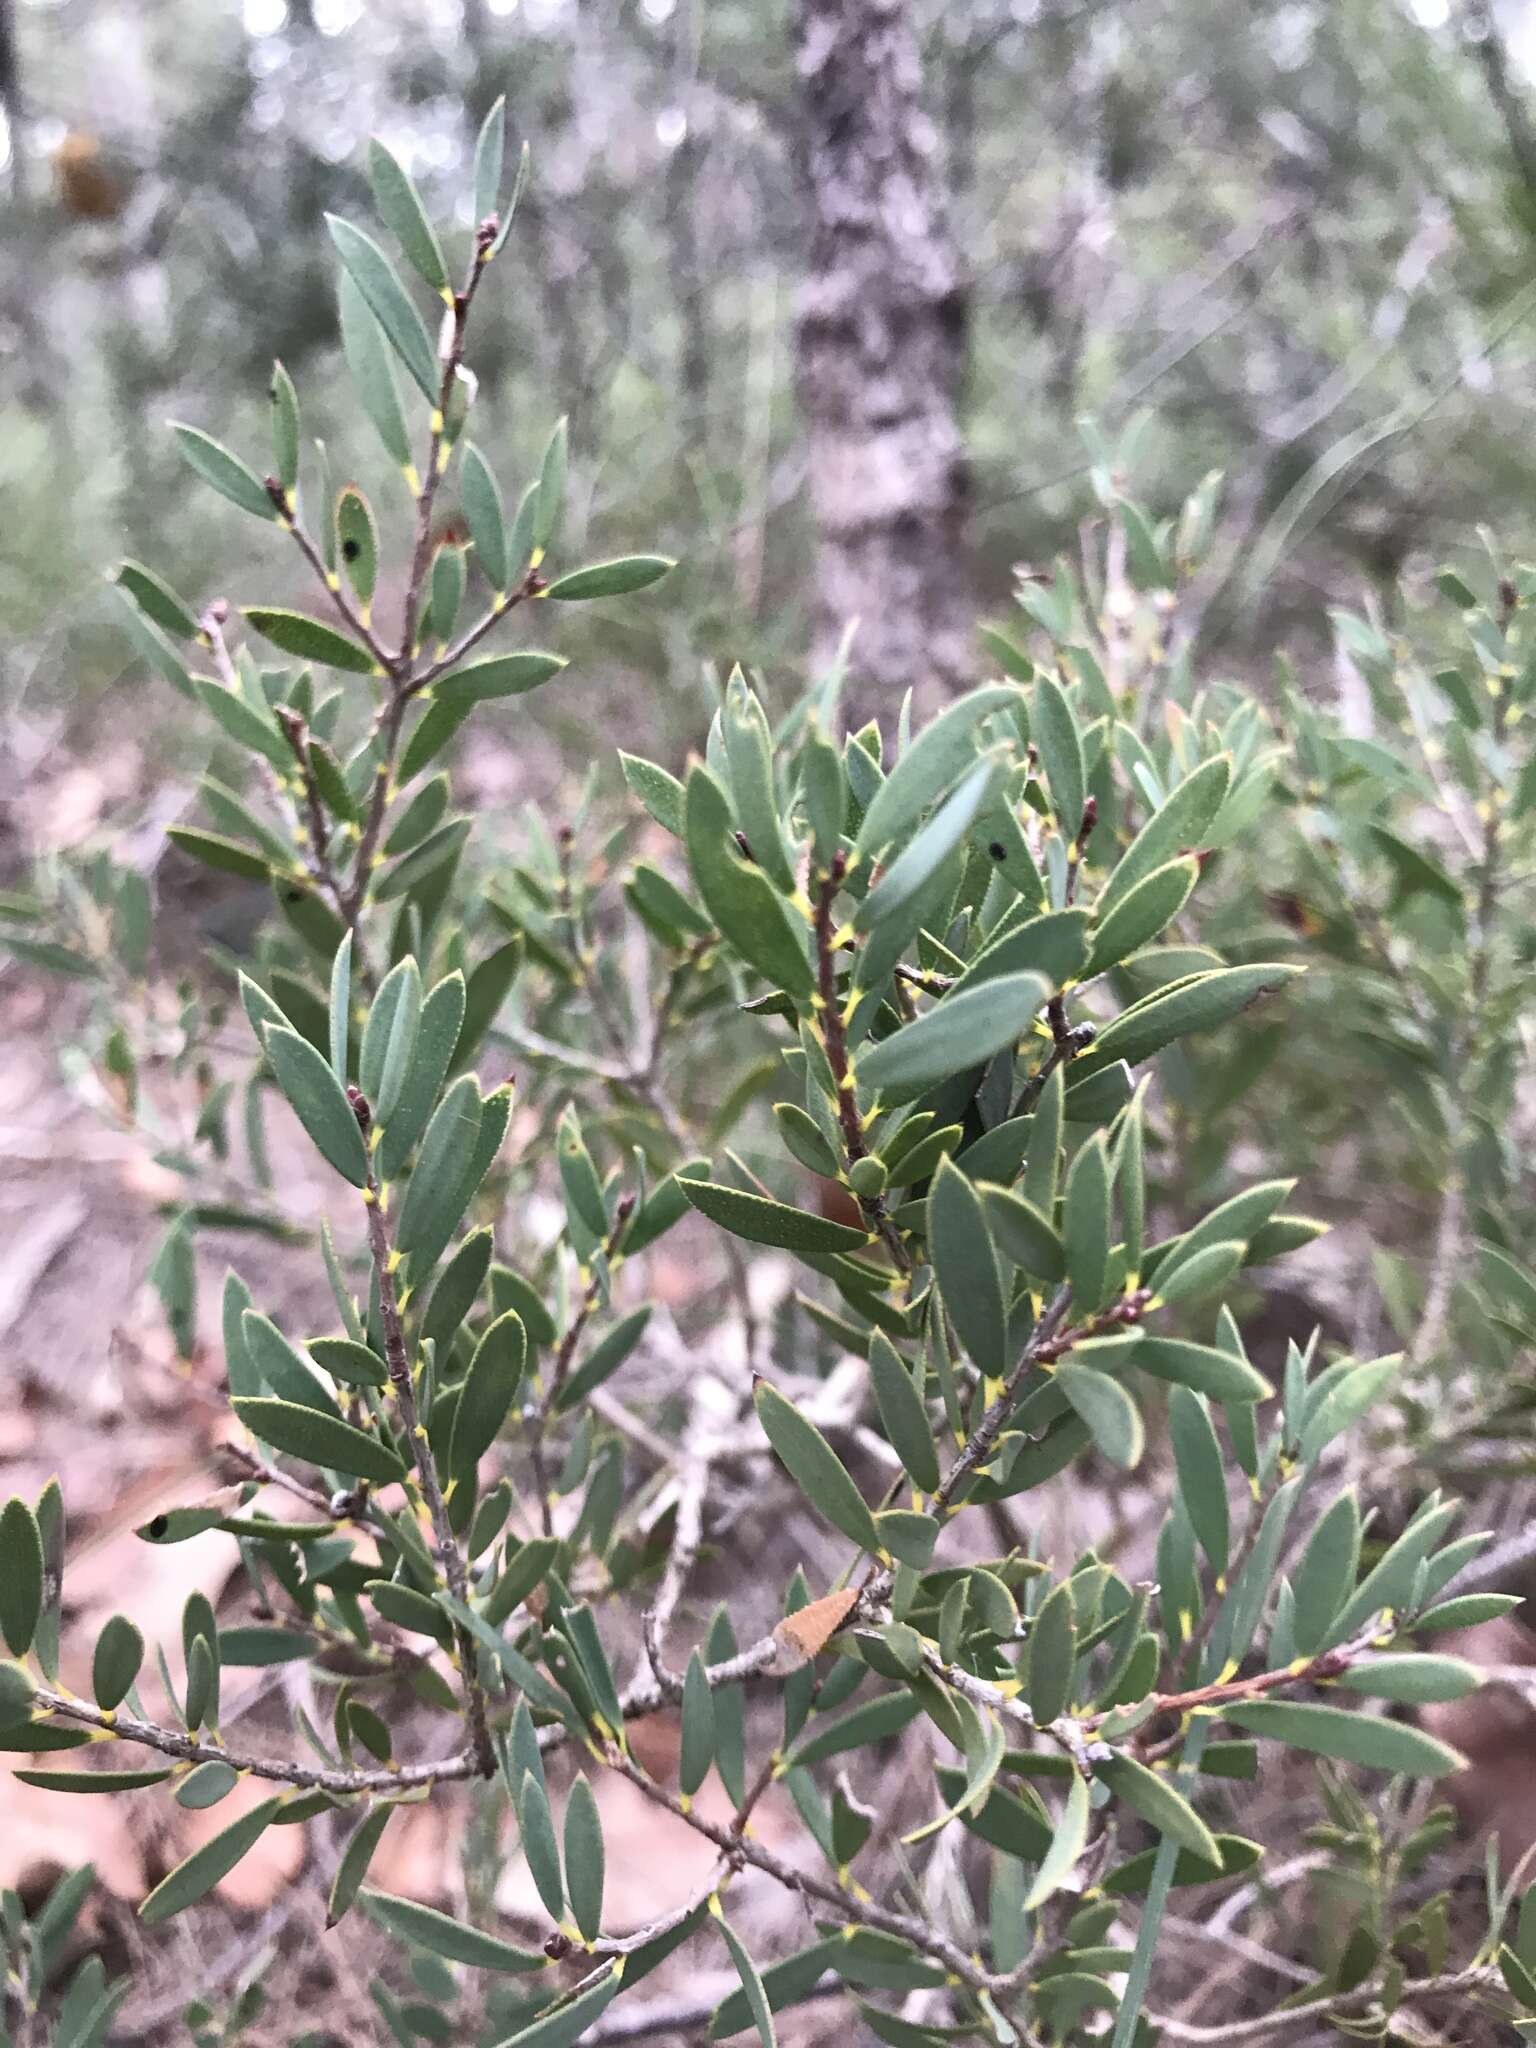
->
left=394, top=1072, right=482, bottom=1253
left=16, top=1769, right=173, bottom=1794
left=307, top=1335, right=387, bottom=1384
left=112, top=584, right=194, bottom=696
left=684, top=765, right=812, bottom=998
left=1063, top=1133, right=1111, bottom=1313
left=269, top=360, right=300, bottom=494
left=868, top=1332, right=940, bottom=1493
left=358, top=1888, right=546, bottom=1970
left=1084, top=858, right=1199, bottom=979
left=620, top=752, right=685, bottom=838
left=494, top=1965, right=621, bottom=2048
left=361, top=957, right=423, bottom=1126
left=326, top=1807, right=394, bottom=1927
left=723, top=671, right=795, bottom=892
left=1102, top=1833, right=1262, bottom=1897
left=171, top=424, right=277, bottom=521
left=679, top=1175, right=869, bottom=1255
left=556, top=1107, right=608, bottom=1238
left=367, top=140, right=449, bottom=293
left=563, top=1775, right=605, bottom=1942
left=1096, top=1754, right=1220, bottom=1864
left=1056, top=1362, right=1143, bottom=1469
left=929, top=1155, right=1007, bottom=1378
left=336, top=486, right=379, bottom=605
left=680, top=1649, right=717, bottom=1798
left=1156, top=1239, right=1244, bottom=1307
left=857, top=973, right=1049, bottom=1106
left=164, top=826, right=272, bottom=883
left=1500, top=1944, right=1536, bottom=2014
left=854, top=684, right=1021, bottom=858
left=710, top=1939, right=844, bottom=2039
left=982, top=1188, right=1065, bottom=1282
left=474, top=95, right=506, bottom=226
left=339, top=269, right=412, bottom=470
left=1415, top=1593, right=1521, bottom=1630
left=378, top=971, right=466, bottom=1180
left=1100, top=755, right=1231, bottom=916
left=434, top=652, right=567, bottom=706
left=0, top=1498, right=43, bottom=1655
left=232, top=1397, right=406, bottom=1484
left=244, top=607, right=377, bottom=675
left=857, top=759, right=1000, bottom=938
left=1167, top=1388, right=1228, bottom=1575
left=774, top=1102, right=841, bottom=1178
left=546, top=556, right=675, bottom=601
left=1335, top=1656, right=1481, bottom=1704
left=517, top=1769, right=565, bottom=1921
left=1291, top=1491, right=1360, bottom=1655
left=948, top=908, right=1089, bottom=1001
left=451, top=1310, right=527, bottom=1475
left=1031, top=674, right=1086, bottom=838
left=1025, top=1770, right=1090, bottom=1911
left=1223, top=1700, right=1465, bottom=1776
left=326, top=214, right=439, bottom=400
left=1134, top=1337, right=1269, bottom=1404
left=558, top=1304, right=652, bottom=1410
left=461, top=443, right=509, bottom=591
left=786, top=1692, right=921, bottom=1768
left=754, top=1381, right=881, bottom=1553
left=92, top=1614, right=144, bottom=1712
left=534, top=415, right=568, bottom=553
left=716, top=1911, right=777, bottom=2048
left=262, top=1026, right=369, bottom=1186
left=1086, top=966, right=1301, bottom=1071
left=1027, top=1582, right=1076, bottom=1724
left=194, top=678, right=288, bottom=768
left=113, top=560, right=201, bottom=641
left=1298, top=1354, right=1399, bottom=1465
left=139, top=1795, right=285, bottom=1923
left=0, top=1662, right=35, bottom=1727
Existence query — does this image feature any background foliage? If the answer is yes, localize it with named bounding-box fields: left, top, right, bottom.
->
left=6, top=4, right=1536, bottom=2046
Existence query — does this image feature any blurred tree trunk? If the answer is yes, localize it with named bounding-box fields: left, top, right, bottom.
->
left=791, top=0, right=972, bottom=718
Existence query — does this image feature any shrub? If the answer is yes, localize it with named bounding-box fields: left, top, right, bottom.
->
left=2, top=127, right=1531, bottom=2048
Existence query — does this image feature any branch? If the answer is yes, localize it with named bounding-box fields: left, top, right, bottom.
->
left=527, top=1194, right=636, bottom=1536
left=29, top=1685, right=474, bottom=1795
left=602, top=1745, right=1020, bottom=1997
left=360, top=1142, right=495, bottom=1776
left=813, top=851, right=910, bottom=1271
left=273, top=704, right=363, bottom=976
left=1149, top=1965, right=1498, bottom=2043
left=269, top=492, right=400, bottom=679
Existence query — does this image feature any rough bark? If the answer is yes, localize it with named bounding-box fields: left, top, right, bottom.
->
left=791, top=0, right=972, bottom=720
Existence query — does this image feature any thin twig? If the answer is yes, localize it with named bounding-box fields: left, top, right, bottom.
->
left=361, top=1147, right=494, bottom=1776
